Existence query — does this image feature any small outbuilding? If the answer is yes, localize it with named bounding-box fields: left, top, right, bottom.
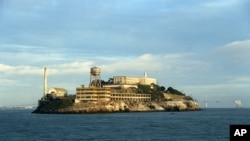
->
left=48, top=87, right=68, bottom=97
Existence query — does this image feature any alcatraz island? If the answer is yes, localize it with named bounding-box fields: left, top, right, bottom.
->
left=33, top=67, right=200, bottom=114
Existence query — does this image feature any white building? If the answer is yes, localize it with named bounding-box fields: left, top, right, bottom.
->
left=113, top=72, right=157, bottom=87
left=48, top=87, right=68, bottom=97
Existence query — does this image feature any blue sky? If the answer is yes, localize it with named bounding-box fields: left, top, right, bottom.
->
left=0, top=0, right=249, bottom=108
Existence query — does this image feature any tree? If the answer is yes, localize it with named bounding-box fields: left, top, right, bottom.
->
left=101, top=78, right=113, bottom=85
left=160, top=86, right=166, bottom=91
left=137, top=84, right=151, bottom=93
left=107, top=78, right=113, bottom=84
left=166, top=87, right=185, bottom=96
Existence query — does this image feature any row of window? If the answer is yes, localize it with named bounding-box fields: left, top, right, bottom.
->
left=76, top=96, right=109, bottom=99
left=111, top=93, right=151, bottom=98
left=111, top=98, right=151, bottom=101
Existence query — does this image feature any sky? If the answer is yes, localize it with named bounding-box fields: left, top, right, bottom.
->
left=0, top=0, right=249, bottom=108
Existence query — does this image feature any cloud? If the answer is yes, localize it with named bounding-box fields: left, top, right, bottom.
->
left=0, top=64, right=42, bottom=75
left=201, top=0, right=244, bottom=8
left=0, top=78, right=19, bottom=86
left=0, top=56, right=128, bottom=76
left=0, top=61, right=94, bottom=75
left=230, top=77, right=250, bottom=83
left=0, top=0, right=249, bottom=107
left=0, top=53, right=200, bottom=76
left=0, top=51, right=249, bottom=107
left=216, top=39, right=250, bottom=63
left=0, top=43, right=69, bottom=66
left=50, top=61, right=94, bottom=75
left=100, top=54, right=162, bottom=73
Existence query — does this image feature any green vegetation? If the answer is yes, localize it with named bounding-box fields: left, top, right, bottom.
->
left=137, top=84, right=165, bottom=101
left=101, top=78, right=113, bottom=86
left=148, top=104, right=156, bottom=109
left=35, top=96, right=74, bottom=113
left=101, top=78, right=193, bottom=102
left=137, top=84, right=193, bottom=101
left=184, top=96, right=194, bottom=100
left=166, top=87, right=185, bottom=96
left=137, top=84, right=151, bottom=93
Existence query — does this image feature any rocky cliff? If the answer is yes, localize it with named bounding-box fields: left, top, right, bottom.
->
left=33, top=99, right=200, bottom=114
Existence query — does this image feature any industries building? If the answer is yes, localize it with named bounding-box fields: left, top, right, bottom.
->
left=42, top=68, right=68, bottom=99
left=48, top=87, right=68, bottom=97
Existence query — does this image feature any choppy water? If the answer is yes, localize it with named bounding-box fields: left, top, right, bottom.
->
left=0, top=108, right=249, bottom=141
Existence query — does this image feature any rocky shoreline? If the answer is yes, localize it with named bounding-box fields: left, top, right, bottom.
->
left=32, top=99, right=201, bottom=114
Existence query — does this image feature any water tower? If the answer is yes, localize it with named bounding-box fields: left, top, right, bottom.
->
left=89, top=67, right=101, bottom=87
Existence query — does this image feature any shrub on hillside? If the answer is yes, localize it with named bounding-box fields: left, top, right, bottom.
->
left=166, top=87, right=185, bottom=96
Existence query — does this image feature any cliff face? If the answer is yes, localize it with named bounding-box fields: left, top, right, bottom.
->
left=158, top=100, right=200, bottom=111
left=33, top=100, right=200, bottom=114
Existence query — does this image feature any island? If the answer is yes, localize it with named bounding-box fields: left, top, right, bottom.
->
left=33, top=67, right=200, bottom=114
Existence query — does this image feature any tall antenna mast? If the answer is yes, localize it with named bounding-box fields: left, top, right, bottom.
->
left=200, top=96, right=221, bottom=109
left=44, top=67, right=47, bottom=97
left=205, top=96, right=208, bottom=109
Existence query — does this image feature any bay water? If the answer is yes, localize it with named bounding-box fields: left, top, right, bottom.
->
left=0, top=108, right=249, bottom=141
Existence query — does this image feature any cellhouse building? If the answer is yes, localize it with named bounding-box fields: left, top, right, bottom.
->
left=112, top=72, right=157, bottom=88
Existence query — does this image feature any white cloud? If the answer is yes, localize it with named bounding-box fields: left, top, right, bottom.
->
left=0, top=78, right=19, bottom=86
left=99, top=54, right=161, bottom=73
left=201, top=0, right=243, bottom=8
left=0, top=43, right=68, bottom=66
left=0, top=52, right=250, bottom=107
left=230, top=77, right=250, bottom=83
left=220, top=39, right=250, bottom=55
left=216, top=39, right=250, bottom=63
left=162, top=53, right=204, bottom=73
left=0, top=61, right=94, bottom=75
left=0, top=53, right=201, bottom=77
left=0, top=64, right=42, bottom=75
left=50, top=61, right=94, bottom=75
